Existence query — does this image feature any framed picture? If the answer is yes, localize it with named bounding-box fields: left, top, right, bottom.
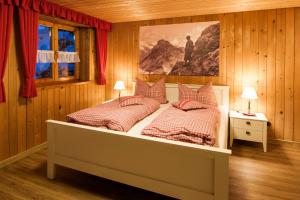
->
left=139, top=21, right=220, bottom=76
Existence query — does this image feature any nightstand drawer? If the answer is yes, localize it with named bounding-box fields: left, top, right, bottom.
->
left=233, top=128, right=262, bottom=142
left=233, top=118, right=264, bottom=130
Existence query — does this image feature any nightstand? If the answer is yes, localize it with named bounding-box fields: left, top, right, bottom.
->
left=229, top=111, right=268, bottom=152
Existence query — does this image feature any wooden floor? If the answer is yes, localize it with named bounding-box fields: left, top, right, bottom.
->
left=0, top=141, right=299, bottom=200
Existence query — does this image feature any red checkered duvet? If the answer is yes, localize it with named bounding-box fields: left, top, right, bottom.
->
left=66, top=98, right=160, bottom=132
left=142, top=106, right=220, bottom=146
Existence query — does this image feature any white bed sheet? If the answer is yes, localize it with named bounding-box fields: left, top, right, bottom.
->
left=127, top=103, right=227, bottom=149
left=127, top=103, right=171, bottom=136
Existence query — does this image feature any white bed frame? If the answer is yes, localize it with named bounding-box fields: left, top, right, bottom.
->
left=47, top=83, right=231, bottom=200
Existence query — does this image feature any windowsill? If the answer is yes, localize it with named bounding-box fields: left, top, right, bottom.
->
left=36, top=80, right=93, bottom=89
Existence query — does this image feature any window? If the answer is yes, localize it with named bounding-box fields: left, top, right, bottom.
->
left=36, top=25, right=52, bottom=79
left=58, top=29, right=76, bottom=78
left=36, top=20, right=80, bottom=83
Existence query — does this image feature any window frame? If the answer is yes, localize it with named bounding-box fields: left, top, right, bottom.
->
left=36, top=20, right=80, bottom=84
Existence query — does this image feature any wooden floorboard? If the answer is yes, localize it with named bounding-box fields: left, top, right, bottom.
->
left=0, top=141, right=299, bottom=200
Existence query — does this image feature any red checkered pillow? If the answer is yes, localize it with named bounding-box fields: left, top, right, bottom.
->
left=134, top=78, right=167, bottom=104
left=178, top=83, right=218, bottom=107
left=119, top=96, right=143, bottom=107
left=172, top=100, right=209, bottom=111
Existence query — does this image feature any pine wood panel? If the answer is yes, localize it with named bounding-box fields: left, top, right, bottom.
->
left=0, top=79, right=105, bottom=161
left=294, top=8, right=300, bottom=142
left=106, top=8, right=300, bottom=142
left=48, top=0, right=300, bottom=23
left=284, top=8, right=295, bottom=141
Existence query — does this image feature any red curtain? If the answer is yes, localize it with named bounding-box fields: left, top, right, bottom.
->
left=0, top=3, right=13, bottom=103
left=0, top=0, right=111, bottom=99
left=95, top=28, right=108, bottom=85
left=18, top=6, right=39, bottom=98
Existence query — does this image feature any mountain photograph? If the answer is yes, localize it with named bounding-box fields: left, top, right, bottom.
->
left=139, top=21, right=220, bottom=76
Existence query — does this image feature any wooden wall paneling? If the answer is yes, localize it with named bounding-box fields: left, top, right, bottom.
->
left=69, top=85, right=76, bottom=113
left=41, top=88, right=48, bottom=142
left=87, top=84, right=93, bottom=107
left=132, top=23, right=139, bottom=84
left=233, top=12, right=243, bottom=111
left=284, top=8, right=295, bottom=141
left=16, top=101, right=26, bottom=149
left=91, top=84, right=96, bottom=106
left=47, top=88, right=54, bottom=120
left=98, top=85, right=104, bottom=105
left=257, top=10, right=268, bottom=114
left=274, top=9, right=286, bottom=140
left=294, top=8, right=300, bottom=142
left=219, top=14, right=227, bottom=86
left=112, top=24, right=121, bottom=99
left=106, top=8, right=300, bottom=142
left=121, top=23, right=129, bottom=96
left=54, top=88, right=60, bottom=120
left=126, top=23, right=134, bottom=95
left=249, top=11, right=259, bottom=112
left=26, top=99, right=34, bottom=149
left=33, top=88, right=42, bottom=146
left=241, top=11, right=252, bottom=112
left=122, top=22, right=129, bottom=96
left=225, top=13, right=235, bottom=109
left=97, top=85, right=103, bottom=104
left=92, top=84, right=97, bottom=106
left=113, top=23, right=121, bottom=98
left=75, top=85, right=80, bottom=111
left=17, top=99, right=27, bottom=153
left=106, top=29, right=114, bottom=100
left=8, top=24, right=18, bottom=156
left=94, top=84, right=99, bottom=104
left=79, top=85, right=84, bottom=110
left=84, top=84, right=88, bottom=108
left=59, top=86, right=66, bottom=121
left=266, top=10, right=277, bottom=138
left=91, top=30, right=96, bottom=81
left=100, top=85, right=105, bottom=102
left=65, top=86, right=70, bottom=115
left=0, top=54, right=10, bottom=160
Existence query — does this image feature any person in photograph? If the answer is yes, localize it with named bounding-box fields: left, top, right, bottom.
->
left=184, top=35, right=194, bottom=66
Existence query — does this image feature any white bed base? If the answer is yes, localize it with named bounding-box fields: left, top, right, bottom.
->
left=47, top=83, right=231, bottom=200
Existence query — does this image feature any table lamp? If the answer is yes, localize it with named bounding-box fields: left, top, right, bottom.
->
left=241, top=87, right=257, bottom=116
left=114, top=80, right=125, bottom=100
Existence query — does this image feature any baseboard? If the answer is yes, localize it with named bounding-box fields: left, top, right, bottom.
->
left=268, top=139, right=300, bottom=147
left=0, top=142, right=48, bottom=169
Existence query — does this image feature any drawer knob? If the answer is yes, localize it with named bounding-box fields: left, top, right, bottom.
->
left=246, top=131, right=251, bottom=135
left=246, top=121, right=251, bottom=125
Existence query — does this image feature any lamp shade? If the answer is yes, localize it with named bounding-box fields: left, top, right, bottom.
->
left=241, top=87, right=258, bottom=100
left=114, top=81, right=125, bottom=90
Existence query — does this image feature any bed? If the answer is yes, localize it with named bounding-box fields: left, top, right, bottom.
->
left=47, top=82, right=231, bottom=200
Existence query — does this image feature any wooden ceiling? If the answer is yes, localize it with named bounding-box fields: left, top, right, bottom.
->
left=48, top=0, right=300, bottom=23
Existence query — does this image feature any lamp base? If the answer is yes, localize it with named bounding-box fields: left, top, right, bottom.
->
left=242, top=112, right=256, bottom=116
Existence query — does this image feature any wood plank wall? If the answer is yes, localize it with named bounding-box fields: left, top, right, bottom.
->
left=106, top=8, right=300, bottom=142
left=0, top=17, right=105, bottom=161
